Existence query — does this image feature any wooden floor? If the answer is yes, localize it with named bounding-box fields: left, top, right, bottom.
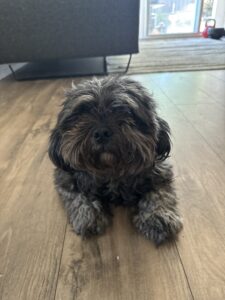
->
left=0, top=70, right=225, bottom=300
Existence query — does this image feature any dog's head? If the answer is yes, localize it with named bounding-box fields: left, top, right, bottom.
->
left=49, top=77, right=171, bottom=177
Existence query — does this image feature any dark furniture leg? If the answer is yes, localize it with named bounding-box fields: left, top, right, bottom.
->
left=125, top=54, right=132, bottom=74
left=8, top=57, right=107, bottom=81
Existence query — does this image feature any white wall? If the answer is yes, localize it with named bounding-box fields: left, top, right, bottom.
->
left=212, top=0, right=225, bottom=27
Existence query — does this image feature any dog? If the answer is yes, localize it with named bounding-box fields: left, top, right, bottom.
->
left=48, top=76, right=182, bottom=245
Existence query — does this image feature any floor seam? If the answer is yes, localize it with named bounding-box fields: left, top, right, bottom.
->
left=174, top=242, right=195, bottom=300
left=53, top=221, right=68, bottom=300
left=175, top=104, right=225, bottom=166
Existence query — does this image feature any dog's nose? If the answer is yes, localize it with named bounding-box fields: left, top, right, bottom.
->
left=93, top=127, right=113, bottom=144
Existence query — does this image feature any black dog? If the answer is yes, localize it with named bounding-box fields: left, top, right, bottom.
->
left=48, top=76, right=182, bottom=245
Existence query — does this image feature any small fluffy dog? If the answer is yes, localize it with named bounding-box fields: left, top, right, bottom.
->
left=48, top=77, right=182, bottom=245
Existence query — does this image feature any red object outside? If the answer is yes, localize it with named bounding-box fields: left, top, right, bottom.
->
left=202, top=19, right=216, bottom=38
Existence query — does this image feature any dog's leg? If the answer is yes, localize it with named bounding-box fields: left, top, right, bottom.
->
left=63, top=193, right=110, bottom=237
left=54, top=169, right=110, bottom=237
left=132, top=163, right=183, bottom=245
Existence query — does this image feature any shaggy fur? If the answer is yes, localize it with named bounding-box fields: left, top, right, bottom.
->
left=48, top=76, right=182, bottom=245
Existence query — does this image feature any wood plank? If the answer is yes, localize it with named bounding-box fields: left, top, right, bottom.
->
left=177, top=71, right=225, bottom=106
left=145, top=73, right=225, bottom=300
left=177, top=103, right=225, bottom=163
left=157, top=114, right=225, bottom=300
left=0, top=78, right=74, bottom=300
left=55, top=208, right=192, bottom=300
left=0, top=80, right=39, bottom=118
left=171, top=119, right=225, bottom=300
left=0, top=115, right=67, bottom=300
left=131, top=74, right=174, bottom=107
left=0, top=81, right=56, bottom=176
left=143, top=72, right=216, bottom=105
left=208, top=70, right=225, bottom=82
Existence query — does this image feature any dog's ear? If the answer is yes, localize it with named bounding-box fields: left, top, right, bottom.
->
left=48, top=128, right=72, bottom=172
left=48, top=128, right=64, bottom=169
left=156, top=117, right=171, bottom=161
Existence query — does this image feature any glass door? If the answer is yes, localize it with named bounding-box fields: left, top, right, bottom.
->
left=139, top=0, right=215, bottom=38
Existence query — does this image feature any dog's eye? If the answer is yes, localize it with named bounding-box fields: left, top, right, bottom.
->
left=132, top=114, right=150, bottom=134
left=74, top=102, right=94, bottom=115
left=125, top=108, right=133, bottom=115
left=112, top=106, right=133, bottom=116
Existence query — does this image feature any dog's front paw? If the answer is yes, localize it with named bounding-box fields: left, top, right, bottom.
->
left=133, top=211, right=183, bottom=245
left=70, top=201, right=110, bottom=237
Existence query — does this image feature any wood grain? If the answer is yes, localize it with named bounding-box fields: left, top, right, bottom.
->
left=178, top=72, right=225, bottom=107
left=177, top=103, right=225, bottom=163
left=147, top=72, right=225, bottom=300
left=172, top=122, right=225, bottom=300
left=55, top=208, right=192, bottom=300
left=0, top=78, right=70, bottom=300
left=142, top=72, right=216, bottom=105
left=0, top=80, right=56, bottom=177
